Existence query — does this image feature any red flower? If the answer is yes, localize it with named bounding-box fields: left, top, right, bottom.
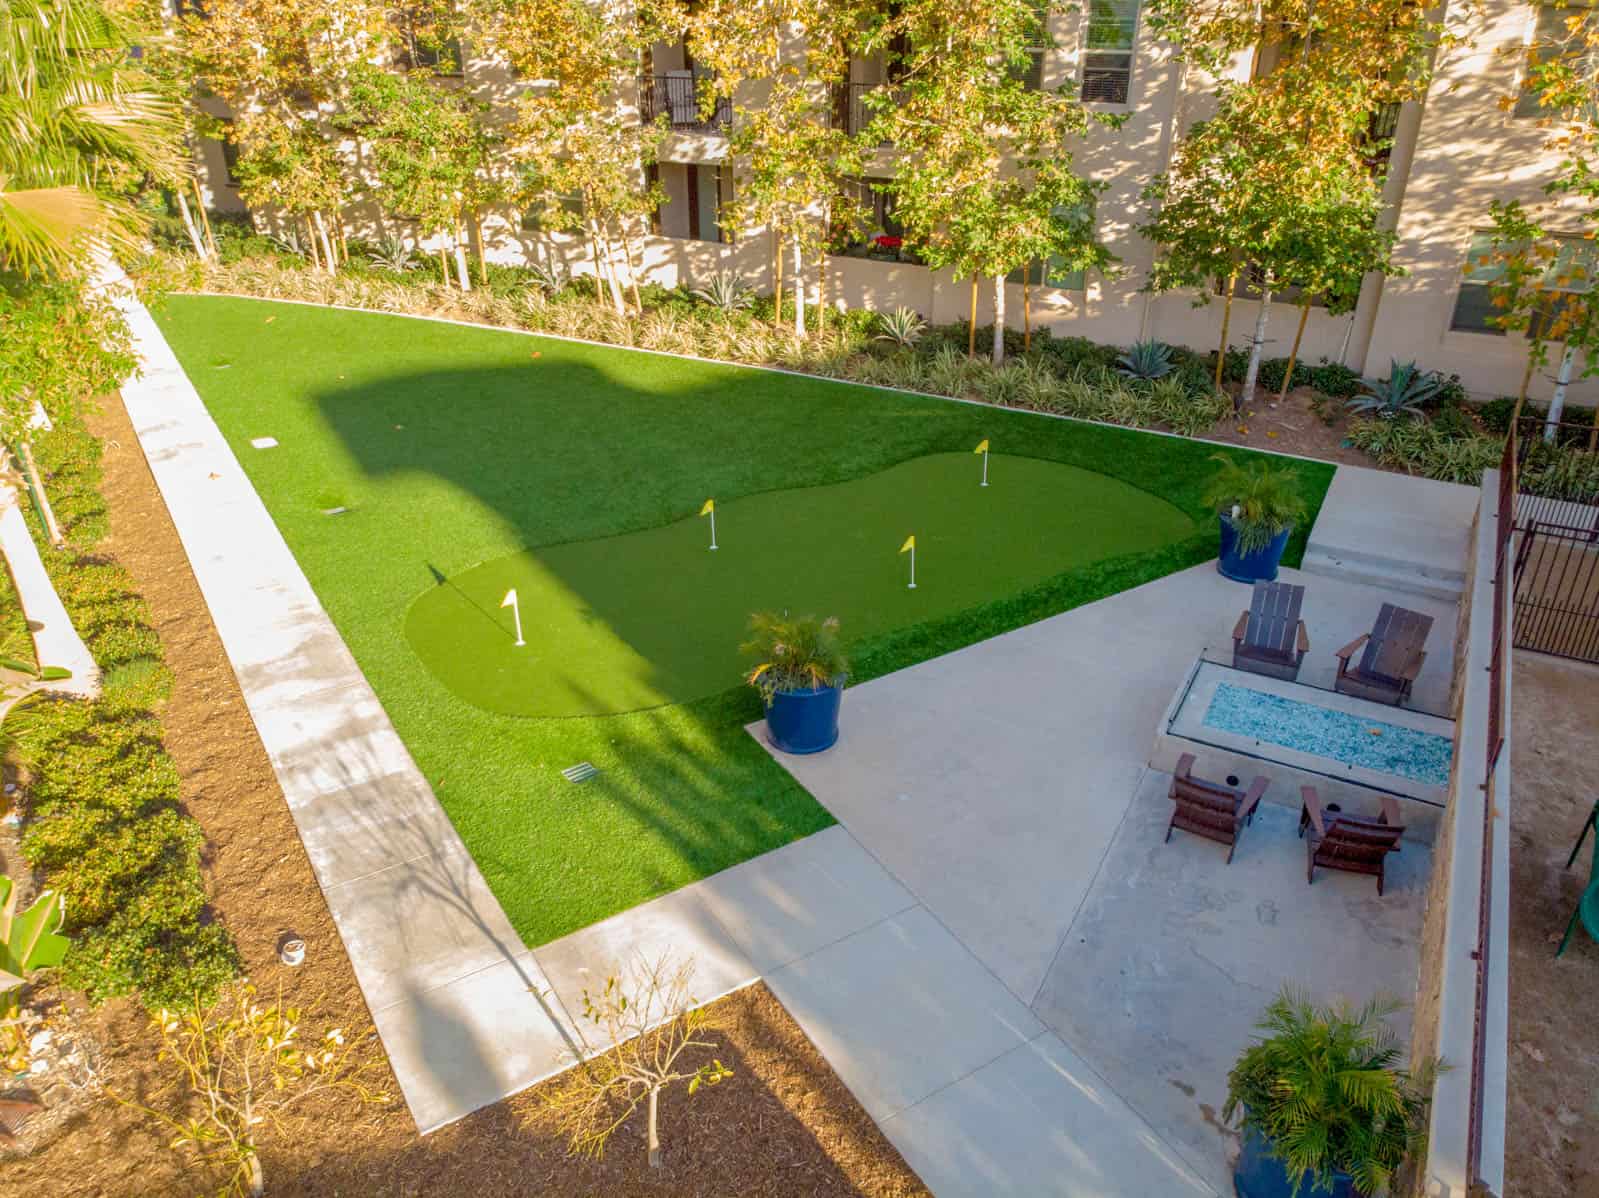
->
left=873, top=235, right=903, bottom=249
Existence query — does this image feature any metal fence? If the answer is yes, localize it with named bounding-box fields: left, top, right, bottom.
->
left=1511, top=416, right=1599, bottom=662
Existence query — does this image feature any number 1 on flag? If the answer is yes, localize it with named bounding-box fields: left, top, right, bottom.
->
left=700, top=498, right=717, bottom=550
left=974, top=438, right=990, bottom=487
left=501, top=587, right=525, bottom=647
left=899, top=534, right=916, bottom=589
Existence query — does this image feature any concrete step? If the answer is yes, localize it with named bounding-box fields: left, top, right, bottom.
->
left=1299, top=547, right=1466, bottom=603
left=1303, top=537, right=1469, bottom=586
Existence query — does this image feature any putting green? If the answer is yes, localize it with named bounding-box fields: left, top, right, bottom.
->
left=404, top=452, right=1193, bottom=717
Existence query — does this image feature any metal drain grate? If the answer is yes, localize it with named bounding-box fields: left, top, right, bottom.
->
left=562, top=762, right=599, bottom=784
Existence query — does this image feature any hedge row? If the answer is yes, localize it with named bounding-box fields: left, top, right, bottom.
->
left=15, top=411, right=238, bottom=1008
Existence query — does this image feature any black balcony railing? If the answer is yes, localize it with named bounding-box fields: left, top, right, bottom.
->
left=639, top=73, right=731, bottom=134
left=829, top=81, right=900, bottom=144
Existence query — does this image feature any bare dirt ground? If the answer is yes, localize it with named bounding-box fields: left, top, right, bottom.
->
left=0, top=394, right=928, bottom=1198
left=1203, top=384, right=1377, bottom=467
left=1505, top=650, right=1599, bottom=1198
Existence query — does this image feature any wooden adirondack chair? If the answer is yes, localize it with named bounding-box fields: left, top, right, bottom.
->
left=1299, top=786, right=1405, bottom=895
left=1334, top=603, right=1433, bottom=707
left=1232, top=581, right=1309, bottom=681
left=1166, top=753, right=1268, bottom=864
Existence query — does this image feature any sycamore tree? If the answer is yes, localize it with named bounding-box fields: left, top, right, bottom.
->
left=339, top=65, right=500, bottom=290
left=1141, top=0, right=1441, bottom=403
left=185, top=0, right=388, bottom=271
left=688, top=0, right=873, bottom=336
left=485, top=0, right=670, bottom=316
left=867, top=0, right=1109, bottom=364
left=1144, top=74, right=1391, bottom=409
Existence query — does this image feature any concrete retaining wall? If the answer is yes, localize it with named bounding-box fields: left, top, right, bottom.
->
left=1408, top=471, right=1510, bottom=1197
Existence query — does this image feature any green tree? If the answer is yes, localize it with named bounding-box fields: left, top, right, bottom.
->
left=0, top=0, right=178, bottom=275
left=340, top=65, right=499, bottom=290
left=485, top=0, right=670, bottom=315
left=866, top=0, right=1109, bottom=364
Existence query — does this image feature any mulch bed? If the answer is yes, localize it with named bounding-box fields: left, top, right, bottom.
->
left=1202, top=385, right=1374, bottom=467
left=1505, top=652, right=1599, bottom=1198
left=0, top=393, right=928, bottom=1198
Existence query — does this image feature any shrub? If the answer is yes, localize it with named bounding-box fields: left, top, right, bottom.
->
left=742, top=612, right=847, bottom=702
left=1304, top=359, right=1363, bottom=399
left=14, top=412, right=239, bottom=1010
left=1257, top=356, right=1313, bottom=395
left=1203, top=455, right=1309, bottom=552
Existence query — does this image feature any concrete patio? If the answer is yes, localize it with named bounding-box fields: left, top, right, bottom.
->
left=755, top=551, right=1455, bottom=1193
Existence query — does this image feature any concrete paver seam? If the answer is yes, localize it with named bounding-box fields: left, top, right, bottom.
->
left=1026, top=763, right=1152, bottom=1011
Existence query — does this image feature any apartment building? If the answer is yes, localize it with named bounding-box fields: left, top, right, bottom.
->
left=193, top=0, right=1592, bottom=404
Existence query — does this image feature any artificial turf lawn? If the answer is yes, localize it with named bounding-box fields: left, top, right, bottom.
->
left=407, top=452, right=1193, bottom=717
left=154, top=295, right=1334, bottom=946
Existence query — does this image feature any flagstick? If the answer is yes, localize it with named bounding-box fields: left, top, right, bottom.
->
left=709, top=507, right=718, bottom=550
left=509, top=596, right=525, bottom=646
left=981, top=449, right=989, bottom=487
left=908, top=544, right=917, bottom=589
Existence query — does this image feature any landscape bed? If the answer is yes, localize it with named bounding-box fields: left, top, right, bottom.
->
left=155, top=294, right=1334, bottom=946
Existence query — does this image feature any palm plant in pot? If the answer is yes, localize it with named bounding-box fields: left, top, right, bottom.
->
left=1226, top=989, right=1435, bottom=1198
left=1203, top=455, right=1308, bottom=583
left=743, top=612, right=848, bottom=755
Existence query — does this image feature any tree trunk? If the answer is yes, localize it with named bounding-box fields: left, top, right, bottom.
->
left=245, top=1150, right=264, bottom=1198
left=304, top=216, right=323, bottom=271
left=588, top=226, right=607, bottom=304
left=968, top=279, right=978, bottom=358
left=474, top=212, right=488, bottom=287
left=792, top=234, right=806, bottom=339
left=438, top=244, right=451, bottom=286
left=816, top=243, right=827, bottom=334
left=17, top=441, right=63, bottom=548
left=1023, top=279, right=1031, bottom=353
left=620, top=222, right=644, bottom=316
left=1214, top=270, right=1238, bottom=389
left=1508, top=351, right=1536, bottom=430
left=992, top=275, right=1006, bottom=366
left=1277, top=299, right=1312, bottom=405
left=194, top=180, right=218, bottom=257
left=334, top=211, right=349, bottom=265
left=452, top=222, right=473, bottom=293
left=175, top=189, right=209, bottom=261
left=647, top=1086, right=662, bottom=1169
left=773, top=229, right=784, bottom=329
left=312, top=210, right=337, bottom=275
left=1545, top=344, right=1576, bottom=443
left=1239, top=286, right=1273, bottom=410
left=596, top=224, right=627, bottom=317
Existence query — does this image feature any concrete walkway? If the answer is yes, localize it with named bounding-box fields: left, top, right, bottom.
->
left=105, top=264, right=581, bottom=1132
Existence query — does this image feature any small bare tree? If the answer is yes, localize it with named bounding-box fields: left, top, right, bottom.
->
left=121, top=983, right=390, bottom=1198
left=541, top=954, right=732, bottom=1169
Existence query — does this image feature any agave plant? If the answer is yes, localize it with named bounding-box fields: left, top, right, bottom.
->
left=873, top=306, right=927, bottom=349
left=1346, top=359, right=1442, bottom=420
left=1115, top=339, right=1175, bottom=381
left=527, top=259, right=568, bottom=294
left=269, top=229, right=308, bottom=259
left=691, top=271, right=755, bottom=313
left=366, top=237, right=419, bottom=272
left=1226, top=988, right=1435, bottom=1197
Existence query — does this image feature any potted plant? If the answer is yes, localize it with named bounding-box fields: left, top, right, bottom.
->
left=1227, top=989, right=1435, bottom=1198
left=743, top=612, right=847, bottom=755
left=1204, top=455, right=1308, bottom=583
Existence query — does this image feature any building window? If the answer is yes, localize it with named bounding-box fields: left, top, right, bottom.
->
left=1082, top=0, right=1139, bottom=104
left=395, top=8, right=463, bottom=76
left=1006, top=259, right=1086, bottom=290
left=218, top=131, right=241, bottom=187
left=1450, top=230, right=1596, bottom=334
left=1515, top=4, right=1597, bottom=118
left=832, top=177, right=918, bottom=261
left=683, top=164, right=731, bottom=243
left=521, top=192, right=584, bottom=232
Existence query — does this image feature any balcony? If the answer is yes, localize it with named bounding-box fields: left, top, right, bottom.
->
left=639, top=73, right=731, bottom=134
left=829, top=82, right=900, bottom=145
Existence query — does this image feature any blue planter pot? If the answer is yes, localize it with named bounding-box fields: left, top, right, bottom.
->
left=1218, top=517, right=1293, bottom=584
left=1234, top=1124, right=1361, bottom=1198
left=765, top=682, right=844, bottom=755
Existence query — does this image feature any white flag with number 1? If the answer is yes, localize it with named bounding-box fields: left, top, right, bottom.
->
left=501, top=588, right=525, bottom=647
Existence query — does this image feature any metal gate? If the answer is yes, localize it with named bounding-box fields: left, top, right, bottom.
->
left=1512, top=417, right=1599, bottom=662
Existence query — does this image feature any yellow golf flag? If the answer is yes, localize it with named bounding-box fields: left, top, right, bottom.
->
left=700, top=498, right=715, bottom=516
left=500, top=588, right=518, bottom=608
left=899, top=534, right=915, bottom=553
left=974, top=439, right=989, bottom=454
